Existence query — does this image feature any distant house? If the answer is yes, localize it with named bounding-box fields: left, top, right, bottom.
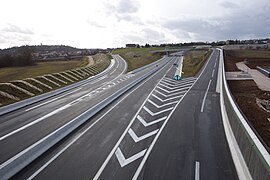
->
left=126, top=44, right=138, bottom=48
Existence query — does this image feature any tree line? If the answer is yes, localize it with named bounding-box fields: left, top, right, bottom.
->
left=0, top=46, right=34, bottom=68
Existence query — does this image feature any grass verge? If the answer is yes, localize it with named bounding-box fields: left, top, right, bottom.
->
left=112, top=47, right=164, bottom=72
left=182, top=49, right=212, bottom=77
left=0, top=57, right=88, bottom=83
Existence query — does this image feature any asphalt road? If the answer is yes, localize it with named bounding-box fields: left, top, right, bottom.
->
left=0, top=54, right=177, bottom=178
left=9, top=49, right=238, bottom=180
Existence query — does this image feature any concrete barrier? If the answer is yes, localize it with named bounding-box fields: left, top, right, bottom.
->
left=0, top=59, right=113, bottom=116
left=0, top=58, right=170, bottom=179
left=257, top=66, right=270, bottom=77
left=219, top=48, right=270, bottom=180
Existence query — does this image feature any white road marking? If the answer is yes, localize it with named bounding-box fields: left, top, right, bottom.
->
left=90, top=76, right=107, bottom=85
left=26, top=61, right=159, bottom=179
left=156, top=86, right=189, bottom=94
left=160, top=80, right=195, bottom=87
left=143, top=106, right=174, bottom=116
left=162, top=78, right=179, bottom=84
left=0, top=105, right=71, bottom=141
left=152, top=94, right=183, bottom=102
left=1, top=58, right=127, bottom=141
left=214, top=61, right=217, bottom=68
left=137, top=115, right=167, bottom=127
left=132, top=50, right=215, bottom=180
left=195, top=161, right=200, bottom=180
left=158, top=82, right=194, bottom=90
left=26, top=133, right=82, bottom=180
left=128, top=128, right=159, bottom=143
left=200, top=79, right=212, bottom=113
left=25, top=88, right=81, bottom=112
left=94, top=58, right=173, bottom=180
left=115, top=147, right=147, bottom=167
left=211, top=69, right=215, bottom=78
left=147, top=99, right=178, bottom=108
left=155, top=89, right=185, bottom=97
left=110, top=67, right=117, bottom=75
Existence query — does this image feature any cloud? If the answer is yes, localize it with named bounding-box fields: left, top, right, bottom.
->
left=87, top=19, right=106, bottom=28
left=162, top=1, right=270, bottom=42
left=0, top=24, right=34, bottom=47
left=219, top=1, right=239, bottom=9
left=103, top=0, right=142, bottom=24
left=1, top=24, right=34, bottom=35
left=142, top=28, right=166, bottom=43
left=116, top=28, right=167, bottom=45
left=116, top=14, right=144, bottom=25
left=116, top=0, right=140, bottom=14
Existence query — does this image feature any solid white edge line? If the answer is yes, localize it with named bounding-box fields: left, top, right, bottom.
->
left=0, top=57, right=126, bottom=141
left=200, top=79, right=212, bottom=113
left=218, top=48, right=252, bottom=180
left=132, top=49, right=215, bottom=180
left=25, top=88, right=81, bottom=112
left=93, top=57, right=174, bottom=180
left=26, top=58, right=164, bottom=179
left=195, top=161, right=200, bottom=180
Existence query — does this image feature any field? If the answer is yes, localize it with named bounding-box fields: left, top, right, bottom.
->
left=182, top=49, right=212, bottom=77
left=0, top=54, right=110, bottom=107
left=112, top=47, right=165, bottom=72
left=0, top=57, right=88, bottom=83
left=224, top=50, right=270, bottom=71
left=224, top=49, right=270, bottom=147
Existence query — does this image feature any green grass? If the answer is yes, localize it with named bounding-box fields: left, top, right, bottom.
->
left=112, top=47, right=165, bottom=72
left=0, top=57, right=88, bottom=83
left=182, top=49, right=212, bottom=77
left=92, top=53, right=111, bottom=63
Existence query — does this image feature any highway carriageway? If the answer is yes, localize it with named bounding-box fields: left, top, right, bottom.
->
left=7, top=49, right=238, bottom=180
left=0, top=54, right=176, bottom=179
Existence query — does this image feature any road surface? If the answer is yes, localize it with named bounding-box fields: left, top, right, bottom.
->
left=1, top=50, right=238, bottom=179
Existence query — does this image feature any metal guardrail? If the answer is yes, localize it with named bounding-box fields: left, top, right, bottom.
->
left=257, top=66, right=270, bottom=77
left=130, top=56, right=167, bottom=74
left=0, top=59, right=113, bottom=116
left=0, top=62, right=162, bottom=179
left=220, top=49, right=270, bottom=180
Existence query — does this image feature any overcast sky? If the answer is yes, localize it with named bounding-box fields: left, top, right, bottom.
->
left=0, top=0, right=269, bottom=49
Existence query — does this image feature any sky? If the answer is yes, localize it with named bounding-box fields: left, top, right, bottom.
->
left=0, top=0, right=269, bottom=49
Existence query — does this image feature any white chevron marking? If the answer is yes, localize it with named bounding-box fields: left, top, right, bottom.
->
left=155, top=89, right=184, bottom=98
left=137, top=115, right=167, bottom=127
left=158, top=82, right=193, bottom=90
left=128, top=128, right=159, bottom=143
left=164, top=76, right=195, bottom=82
left=147, top=99, right=178, bottom=108
left=151, top=94, right=183, bottom=102
left=160, top=80, right=195, bottom=87
left=143, top=106, right=173, bottom=116
left=162, top=78, right=179, bottom=84
left=156, top=86, right=188, bottom=94
left=115, top=147, right=147, bottom=167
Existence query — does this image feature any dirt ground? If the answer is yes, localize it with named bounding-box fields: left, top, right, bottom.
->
left=224, top=49, right=270, bottom=148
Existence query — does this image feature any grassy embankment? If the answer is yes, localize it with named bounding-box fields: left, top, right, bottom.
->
left=0, top=57, right=88, bottom=83
left=0, top=54, right=110, bottom=106
left=182, top=49, right=212, bottom=77
left=112, top=47, right=164, bottom=72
